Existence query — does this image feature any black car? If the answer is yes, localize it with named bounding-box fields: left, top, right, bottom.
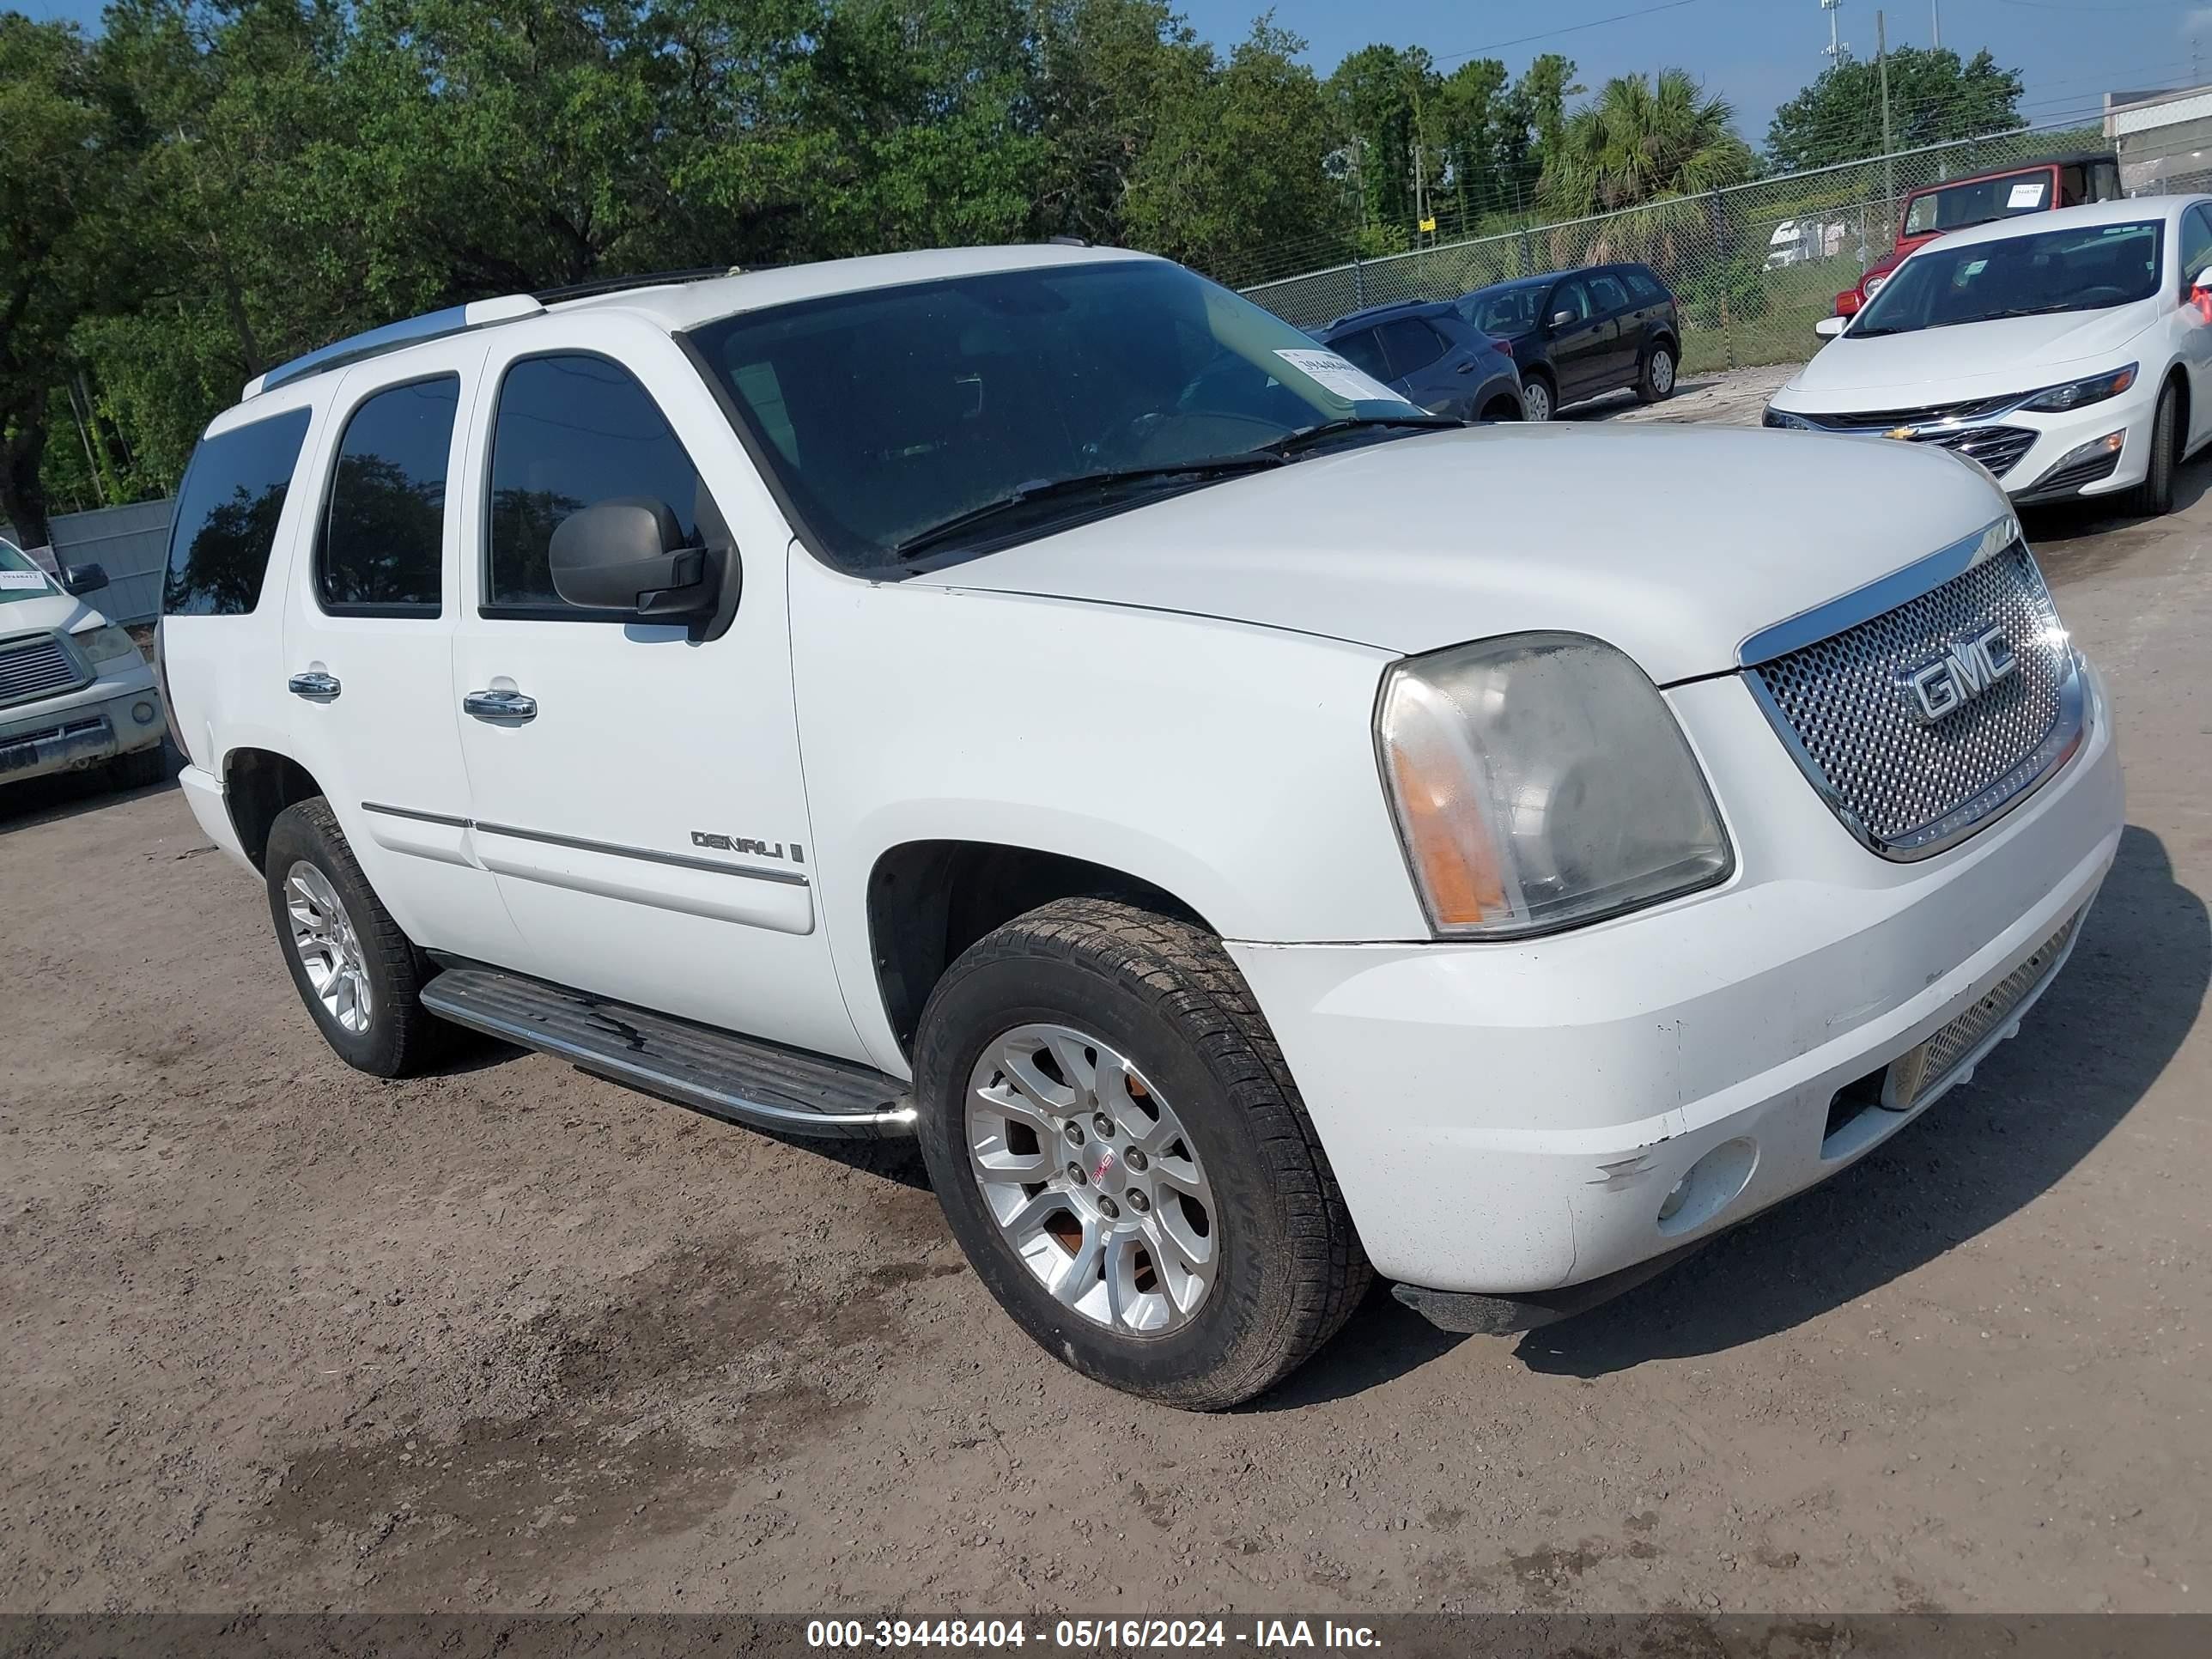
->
left=1455, top=264, right=1680, bottom=421
left=1314, top=301, right=1525, bottom=422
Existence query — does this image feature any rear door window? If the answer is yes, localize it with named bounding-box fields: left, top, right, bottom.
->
left=1327, top=328, right=1393, bottom=382
left=317, top=376, right=458, bottom=616
left=1374, top=319, right=1449, bottom=377
left=163, top=408, right=313, bottom=617
left=1622, top=267, right=1666, bottom=303
left=1586, top=273, right=1632, bottom=314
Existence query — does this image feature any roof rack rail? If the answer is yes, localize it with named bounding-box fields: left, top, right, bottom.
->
left=534, top=265, right=743, bottom=304
left=243, top=295, right=545, bottom=401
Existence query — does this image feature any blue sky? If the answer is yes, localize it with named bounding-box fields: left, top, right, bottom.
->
left=15, top=0, right=2208, bottom=141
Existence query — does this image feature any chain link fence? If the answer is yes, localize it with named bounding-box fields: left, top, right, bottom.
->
left=1240, top=115, right=2212, bottom=375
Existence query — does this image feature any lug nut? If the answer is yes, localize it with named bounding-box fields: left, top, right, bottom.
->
left=1098, top=1197, right=1120, bottom=1219
left=1066, top=1162, right=1087, bottom=1185
left=1125, top=1149, right=1148, bottom=1171
left=1092, top=1113, right=1114, bottom=1138
left=1126, top=1189, right=1149, bottom=1212
left=1063, top=1121, right=1085, bottom=1146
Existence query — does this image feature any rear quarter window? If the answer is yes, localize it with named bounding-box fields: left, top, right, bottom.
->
left=162, top=409, right=313, bottom=617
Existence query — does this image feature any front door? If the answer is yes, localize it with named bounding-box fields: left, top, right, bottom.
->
left=1581, top=270, right=1644, bottom=390
left=448, top=323, right=865, bottom=1062
left=1545, top=278, right=1614, bottom=401
left=283, top=348, right=525, bottom=968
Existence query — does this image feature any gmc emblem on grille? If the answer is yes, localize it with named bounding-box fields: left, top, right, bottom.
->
left=1902, top=625, right=2018, bottom=723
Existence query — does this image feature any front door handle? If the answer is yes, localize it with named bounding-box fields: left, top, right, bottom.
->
left=464, top=688, right=538, bottom=726
left=288, top=671, right=341, bottom=702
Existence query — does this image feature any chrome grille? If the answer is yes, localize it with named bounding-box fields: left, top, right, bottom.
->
left=1911, top=425, right=2038, bottom=478
left=1793, top=393, right=2021, bottom=430
left=1747, top=542, right=2081, bottom=860
left=0, top=634, right=86, bottom=708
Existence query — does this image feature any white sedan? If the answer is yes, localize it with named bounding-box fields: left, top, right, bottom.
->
left=1765, top=195, right=2212, bottom=514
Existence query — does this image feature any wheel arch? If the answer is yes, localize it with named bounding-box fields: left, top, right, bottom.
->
left=2163, top=361, right=2191, bottom=455
left=222, top=746, right=327, bottom=872
left=866, top=838, right=1220, bottom=1063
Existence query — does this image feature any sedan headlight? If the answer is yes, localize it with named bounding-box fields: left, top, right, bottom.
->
left=1376, top=634, right=1733, bottom=938
left=72, top=623, right=142, bottom=666
left=2021, top=363, right=2136, bottom=414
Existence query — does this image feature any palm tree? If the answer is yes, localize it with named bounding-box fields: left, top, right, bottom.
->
left=1537, top=69, right=1754, bottom=221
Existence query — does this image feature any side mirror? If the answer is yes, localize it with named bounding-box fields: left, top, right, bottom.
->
left=60, top=562, right=108, bottom=597
left=550, top=498, right=716, bottom=618
left=1549, top=309, right=1577, bottom=330
left=1814, top=315, right=1847, bottom=339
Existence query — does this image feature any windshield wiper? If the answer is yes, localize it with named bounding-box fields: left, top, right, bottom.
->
left=1258, top=414, right=1460, bottom=457
left=1972, top=303, right=2087, bottom=320
left=890, top=456, right=1285, bottom=562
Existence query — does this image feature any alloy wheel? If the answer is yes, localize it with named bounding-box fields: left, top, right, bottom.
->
left=284, top=860, right=374, bottom=1035
left=965, top=1023, right=1218, bottom=1335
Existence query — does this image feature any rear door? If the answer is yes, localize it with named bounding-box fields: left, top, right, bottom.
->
left=1583, top=270, right=1643, bottom=390
left=1544, top=278, right=1613, bottom=400
left=447, top=319, right=866, bottom=1060
left=282, top=348, right=525, bottom=967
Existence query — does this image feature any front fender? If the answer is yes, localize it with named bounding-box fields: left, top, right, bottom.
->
left=789, top=554, right=1427, bottom=1072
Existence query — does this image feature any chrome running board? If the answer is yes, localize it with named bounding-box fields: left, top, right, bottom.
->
left=420, top=964, right=916, bottom=1140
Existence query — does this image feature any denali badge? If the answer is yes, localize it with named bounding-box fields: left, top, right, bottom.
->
left=690, top=831, right=804, bottom=863
left=1902, top=625, right=2017, bottom=723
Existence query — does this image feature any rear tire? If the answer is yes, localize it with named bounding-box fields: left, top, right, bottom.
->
left=914, top=897, right=1370, bottom=1409
left=1637, top=342, right=1678, bottom=403
left=264, top=798, right=448, bottom=1079
left=1521, top=374, right=1556, bottom=422
left=2129, top=382, right=2179, bottom=516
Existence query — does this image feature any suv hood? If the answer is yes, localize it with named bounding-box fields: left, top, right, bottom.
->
left=1782, top=302, right=2157, bottom=405
left=913, top=423, right=2007, bottom=684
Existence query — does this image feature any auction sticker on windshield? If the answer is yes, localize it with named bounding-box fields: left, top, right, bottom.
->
left=0, top=573, right=48, bottom=590
left=2007, top=180, right=2046, bottom=209
left=1273, top=349, right=1405, bottom=405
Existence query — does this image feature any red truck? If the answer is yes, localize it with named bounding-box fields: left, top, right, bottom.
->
left=1833, top=150, right=2124, bottom=316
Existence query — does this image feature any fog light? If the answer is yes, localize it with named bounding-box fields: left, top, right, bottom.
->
left=1656, top=1138, right=1759, bottom=1237
left=132, top=701, right=158, bottom=725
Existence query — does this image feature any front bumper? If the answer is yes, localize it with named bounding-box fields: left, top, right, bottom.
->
left=0, top=665, right=165, bottom=785
left=1229, top=664, right=2123, bottom=1297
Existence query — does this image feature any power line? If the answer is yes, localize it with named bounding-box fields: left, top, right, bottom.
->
left=1432, top=1, right=1708, bottom=68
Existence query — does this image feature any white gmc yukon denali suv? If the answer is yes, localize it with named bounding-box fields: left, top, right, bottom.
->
left=161, top=246, right=2124, bottom=1407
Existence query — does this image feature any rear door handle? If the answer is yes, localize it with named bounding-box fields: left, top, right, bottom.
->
left=464, top=688, right=538, bottom=725
left=287, top=671, right=341, bottom=702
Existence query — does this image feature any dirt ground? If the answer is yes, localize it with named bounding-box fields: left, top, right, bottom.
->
left=3, top=453, right=2209, bottom=1620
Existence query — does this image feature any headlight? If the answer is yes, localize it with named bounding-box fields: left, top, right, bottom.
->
left=1763, top=405, right=1816, bottom=430
left=1862, top=274, right=1888, bottom=299
left=2021, top=363, right=2136, bottom=414
left=1376, top=633, right=1734, bottom=938
left=73, top=623, right=142, bottom=666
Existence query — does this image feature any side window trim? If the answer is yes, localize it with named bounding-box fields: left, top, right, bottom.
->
left=312, top=370, right=461, bottom=620
left=2183, top=205, right=2212, bottom=297
left=477, top=346, right=713, bottom=625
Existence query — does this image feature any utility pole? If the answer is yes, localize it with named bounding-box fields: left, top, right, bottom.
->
left=1878, top=11, right=1896, bottom=222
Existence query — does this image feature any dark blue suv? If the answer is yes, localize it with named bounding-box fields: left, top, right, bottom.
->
left=1315, top=301, right=1525, bottom=423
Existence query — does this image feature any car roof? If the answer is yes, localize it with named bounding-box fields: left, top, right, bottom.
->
left=1908, top=151, right=2116, bottom=190
left=228, top=243, right=1161, bottom=410
left=1908, top=192, right=2208, bottom=252
left=1319, top=299, right=1455, bottom=331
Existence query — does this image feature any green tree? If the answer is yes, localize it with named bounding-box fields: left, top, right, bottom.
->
left=1538, top=67, right=1753, bottom=219
left=1765, top=46, right=2024, bottom=173
left=0, top=15, right=153, bottom=547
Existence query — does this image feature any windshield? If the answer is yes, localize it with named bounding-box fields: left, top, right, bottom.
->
left=1849, top=218, right=2163, bottom=337
left=687, top=258, right=1425, bottom=569
left=1901, top=168, right=2056, bottom=238
left=1458, top=283, right=1544, bottom=334
left=0, top=537, right=58, bottom=606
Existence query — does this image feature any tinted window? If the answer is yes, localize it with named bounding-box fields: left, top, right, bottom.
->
left=1586, top=273, right=1632, bottom=313
left=1621, top=267, right=1666, bottom=303
left=2180, top=206, right=2212, bottom=295
left=1551, top=280, right=1591, bottom=323
left=1903, top=168, right=2051, bottom=236
left=1376, top=318, right=1448, bottom=376
left=318, top=377, right=457, bottom=615
left=163, top=409, right=311, bottom=617
left=1460, top=283, right=1545, bottom=333
left=1328, top=327, right=1393, bottom=380
left=487, top=356, right=706, bottom=615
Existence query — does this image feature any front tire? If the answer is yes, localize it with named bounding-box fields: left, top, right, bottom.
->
left=1638, top=342, right=1678, bottom=403
left=915, top=898, right=1369, bottom=1409
left=264, top=798, right=447, bottom=1079
left=2129, top=382, right=2179, bottom=516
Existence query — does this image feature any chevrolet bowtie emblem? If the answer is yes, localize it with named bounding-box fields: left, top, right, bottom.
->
left=1884, top=426, right=1916, bottom=441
